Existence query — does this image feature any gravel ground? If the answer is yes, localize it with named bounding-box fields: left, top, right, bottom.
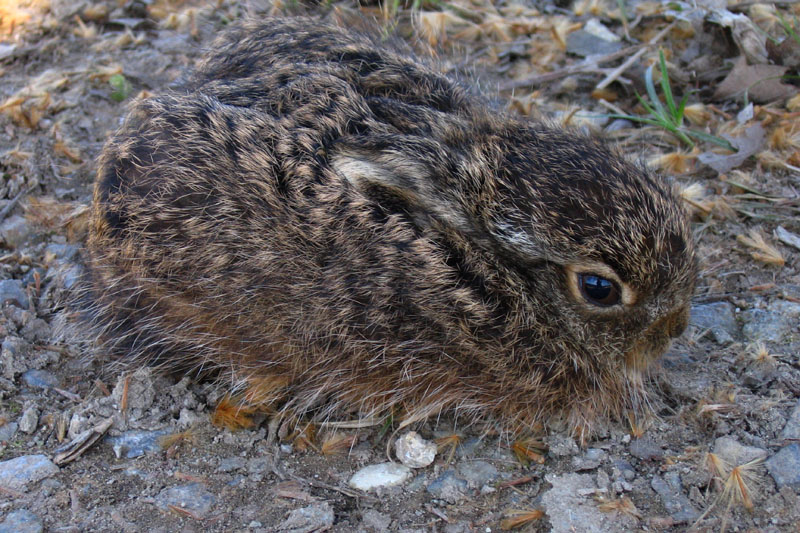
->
left=1, top=1, right=799, bottom=532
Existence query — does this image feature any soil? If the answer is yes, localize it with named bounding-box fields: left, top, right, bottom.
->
left=1, top=1, right=799, bottom=532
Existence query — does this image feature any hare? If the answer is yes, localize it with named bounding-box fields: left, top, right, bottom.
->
left=83, top=17, right=697, bottom=435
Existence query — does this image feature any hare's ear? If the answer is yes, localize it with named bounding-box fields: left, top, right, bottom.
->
left=330, top=136, right=476, bottom=235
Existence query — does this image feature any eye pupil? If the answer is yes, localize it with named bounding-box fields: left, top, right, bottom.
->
left=579, top=274, right=620, bottom=306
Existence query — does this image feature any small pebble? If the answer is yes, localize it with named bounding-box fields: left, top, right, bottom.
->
left=712, top=436, right=767, bottom=466
left=394, top=431, right=436, bottom=468
left=106, top=428, right=173, bottom=459
left=629, top=437, right=663, bottom=461
left=21, top=369, right=60, bottom=390
left=0, top=279, right=29, bottom=309
left=0, top=509, right=43, bottom=533
left=689, top=302, right=737, bottom=345
left=781, top=399, right=800, bottom=440
left=0, top=455, right=59, bottom=492
left=457, top=460, right=498, bottom=488
left=217, top=456, right=247, bottom=473
left=765, top=444, right=800, bottom=490
left=426, top=470, right=468, bottom=503
left=18, top=407, right=39, bottom=434
left=349, top=463, right=412, bottom=491
left=278, top=502, right=334, bottom=532
left=154, top=483, right=216, bottom=519
left=741, top=300, right=800, bottom=343
left=650, top=473, right=699, bottom=524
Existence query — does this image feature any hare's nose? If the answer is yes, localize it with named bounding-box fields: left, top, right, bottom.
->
left=666, top=306, right=690, bottom=338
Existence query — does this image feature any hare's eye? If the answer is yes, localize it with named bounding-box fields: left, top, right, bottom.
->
left=578, top=274, right=620, bottom=307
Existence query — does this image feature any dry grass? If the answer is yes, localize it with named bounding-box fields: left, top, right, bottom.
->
left=499, top=509, right=544, bottom=530
left=736, top=229, right=785, bottom=267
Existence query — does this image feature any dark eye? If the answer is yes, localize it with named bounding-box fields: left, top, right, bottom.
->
left=578, top=274, right=621, bottom=307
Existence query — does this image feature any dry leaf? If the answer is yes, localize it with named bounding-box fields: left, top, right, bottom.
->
left=714, top=56, right=796, bottom=103
left=698, top=123, right=765, bottom=173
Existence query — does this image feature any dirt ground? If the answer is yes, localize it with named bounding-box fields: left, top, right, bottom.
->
left=0, top=0, right=799, bottom=531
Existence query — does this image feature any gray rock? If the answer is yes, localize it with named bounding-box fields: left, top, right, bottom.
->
left=111, top=367, right=155, bottom=412
left=566, top=30, right=623, bottom=57
left=741, top=300, right=800, bottom=343
left=18, top=407, right=39, bottom=434
left=0, top=279, right=29, bottom=309
left=278, top=502, right=335, bottom=533
left=541, top=473, right=637, bottom=532
left=349, top=463, right=412, bottom=491
left=456, top=460, right=499, bottom=488
left=0, top=215, right=33, bottom=249
left=217, top=456, right=247, bottom=473
left=0, top=509, right=43, bottom=533
left=689, top=302, right=737, bottom=345
left=21, top=369, right=60, bottom=390
left=106, top=428, right=172, bottom=459
left=712, top=437, right=767, bottom=466
left=19, top=318, right=50, bottom=344
left=246, top=455, right=272, bottom=475
left=651, top=473, right=699, bottom=524
left=0, top=455, right=59, bottom=491
left=361, top=509, right=391, bottom=532
left=782, top=399, right=800, bottom=440
left=0, top=422, right=18, bottom=443
left=1, top=337, right=30, bottom=379
left=44, top=243, right=80, bottom=262
left=629, top=437, right=663, bottom=461
left=765, top=444, right=800, bottom=489
left=574, top=448, right=606, bottom=470
left=394, top=431, right=436, bottom=468
left=426, top=470, right=469, bottom=503
left=154, top=483, right=216, bottom=519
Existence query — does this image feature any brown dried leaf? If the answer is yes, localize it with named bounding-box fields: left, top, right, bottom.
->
left=714, top=56, right=795, bottom=103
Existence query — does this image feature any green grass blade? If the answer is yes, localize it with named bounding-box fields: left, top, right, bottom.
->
left=644, top=64, right=666, bottom=118
left=684, top=129, right=736, bottom=151
left=658, top=50, right=679, bottom=122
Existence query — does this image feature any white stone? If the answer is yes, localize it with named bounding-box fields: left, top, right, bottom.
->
left=348, top=462, right=412, bottom=491
left=394, top=431, right=437, bottom=468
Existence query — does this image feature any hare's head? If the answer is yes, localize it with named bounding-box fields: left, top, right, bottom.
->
left=332, top=119, right=697, bottom=395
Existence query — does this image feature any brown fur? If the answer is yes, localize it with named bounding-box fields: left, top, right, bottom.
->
left=82, top=17, right=697, bottom=435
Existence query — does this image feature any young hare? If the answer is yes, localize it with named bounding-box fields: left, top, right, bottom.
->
left=84, top=18, right=697, bottom=435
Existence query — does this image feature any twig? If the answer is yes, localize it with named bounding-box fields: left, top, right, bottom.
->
left=0, top=185, right=33, bottom=223
left=499, top=44, right=643, bottom=91
left=596, top=20, right=676, bottom=90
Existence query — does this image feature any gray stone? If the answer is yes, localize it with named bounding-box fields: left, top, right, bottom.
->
left=0, top=455, right=59, bottom=491
left=1, top=337, right=30, bottom=379
left=689, top=302, right=737, bottom=345
left=741, top=300, right=800, bottom=343
left=217, top=456, right=247, bottom=473
left=426, top=470, right=469, bottom=503
left=541, top=473, right=637, bottom=533
left=456, top=460, right=499, bottom=488
left=0, top=215, right=33, bottom=249
left=111, top=367, right=155, bottom=412
left=154, top=483, right=216, bottom=519
left=651, top=473, right=699, bottom=524
left=278, top=502, right=335, bottom=533
left=361, top=509, right=391, bottom=532
left=44, top=243, right=80, bottom=262
left=19, top=318, right=50, bottom=344
left=0, top=509, right=43, bottom=533
left=18, top=407, right=39, bottom=434
left=106, top=428, right=172, bottom=459
left=246, top=455, right=271, bottom=475
left=566, top=30, right=623, bottom=57
left=0, top=279, right=29, bottom=309
left=765, top=444, right=800, bottom=489
left=349, top=463, right=412, bottom=491
left=394, top=431, right=436, bottom=468
left=574, top=448, right=606, bottom=470
left=782, top=399, right=800, bottom=440
left=713, top=437, right=767, bottom=466
left=629, top=437, right=663, bottom=461
left=21, top=369, right=60, bottom=390
left=0, top=422, right=18, bottom=443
